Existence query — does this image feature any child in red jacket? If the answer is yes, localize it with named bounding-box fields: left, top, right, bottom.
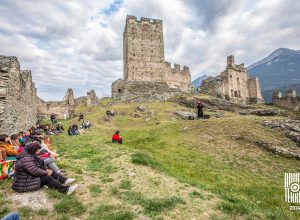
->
left=112, top=130, right=122, bottom=144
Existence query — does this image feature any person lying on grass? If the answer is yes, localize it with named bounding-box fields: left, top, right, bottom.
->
left=112, top=130, right=122, bottom=144
left=12, top=142, right=78, bottom=195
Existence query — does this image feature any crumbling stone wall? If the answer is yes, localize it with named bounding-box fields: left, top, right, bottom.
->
left=199, top=55, right=263, bottom=104
left=0, top=56, right=37, bottom=134
left=121, top=81, right=182, bottom=101
left=112, top=15, right=192, bottom=100
left=37, top=88, right=75, bottom=120
left=87, top=89, right=98, bottom=107
left=272, top=89, right=299, bottom=111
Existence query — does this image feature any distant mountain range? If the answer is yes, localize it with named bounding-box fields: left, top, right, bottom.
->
left=247, top=48, right=300, bottom=102
left=192, top=75, right=210, bottom=91
left=193, top=48, right=300, bottom=103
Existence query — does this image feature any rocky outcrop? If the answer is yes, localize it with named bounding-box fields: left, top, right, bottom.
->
left=239, top=109, right=288, bottom=116
left=262, top=119, right=300, bottom=146
left=255, top=141, right=300, bottom=160
left=173, top=96, right=253, bottom=113
left=175, top=111, right=197, bottom=120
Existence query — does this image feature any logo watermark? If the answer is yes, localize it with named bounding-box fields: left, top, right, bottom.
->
left=285, top=173, right=300, bottom=203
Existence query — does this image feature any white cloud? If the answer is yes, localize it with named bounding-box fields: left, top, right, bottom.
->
left=0, top=0, right=299, bottom=100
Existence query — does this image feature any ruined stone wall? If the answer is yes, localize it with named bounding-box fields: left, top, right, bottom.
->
left=199, top=75, right=225, bottom=98
left=121, top=81, right=182, bottom=101
left=112, top=79, right=126, bottom=99
left=114, top=15, right=192, bottom=100
left=248, top=77, right=263, bottom=103
left=272, top=89, right=300, bottom=111
left=37, top=88, right=75, bottom=120
left=87, top=89, right=98, bottom=107
left=0, top=56, right=37, bottom=134
left=199, top=55, right=263, bottom=104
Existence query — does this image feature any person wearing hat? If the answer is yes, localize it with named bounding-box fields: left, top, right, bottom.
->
left=12, top=142, right=78, bottom=195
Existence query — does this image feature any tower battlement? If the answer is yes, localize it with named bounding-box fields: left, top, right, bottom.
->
left=112, top=15, right=192, bottom=100
left=126, top=15, right=163, bottom=25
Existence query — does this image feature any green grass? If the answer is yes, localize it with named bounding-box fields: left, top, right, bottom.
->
left=119, top=180, right=132, bottom=190
left=189, top=191, right=205, bottom=199
left=2, top=98, right=299, bottom=219
left=54, top=196, right=86, bottom=216
left=89, top=204, right=135, bottom=220
left=131, top=152, right=160, bottom=169
left=142, top=196, right=185, bottom=217
left=117, top=190, right=185, bottom=217
left=89, top=184, right=102, bottom=197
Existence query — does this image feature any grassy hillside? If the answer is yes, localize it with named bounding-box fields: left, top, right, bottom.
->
left=1, top=95, right=300, bottom=219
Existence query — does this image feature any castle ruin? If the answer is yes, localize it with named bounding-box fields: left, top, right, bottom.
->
left=0, top=56, right=37, bottom=134
left=112, top=15, right=192, bottom=100
left=37, top=88, right=75, bottom=120
left=0, top=55, right=76, bottom=134
left=87, top=89, right=98, bottom=107
left=199, top=55, right=263, bottom=104
left=272, top=89, right=299, bottom=111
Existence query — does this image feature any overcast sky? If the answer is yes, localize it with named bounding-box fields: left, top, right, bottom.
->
left=0, top=0, right=299, bottom=100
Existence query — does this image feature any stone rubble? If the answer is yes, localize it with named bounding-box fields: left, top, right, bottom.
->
left=174, top=111, right=197, bottom=120
left=262, top=119, right=300, bottom=146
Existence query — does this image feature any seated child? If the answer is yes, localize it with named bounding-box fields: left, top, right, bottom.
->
left=41, top=136, right=59, bottom=159
left=112, top=130, right=122, bottom=144
left=0, top=134, right=18, bottom=158
left=10, top=134, right=24, bottom=153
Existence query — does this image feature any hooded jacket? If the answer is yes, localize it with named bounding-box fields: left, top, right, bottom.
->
left=0, top=141, right=18, bottom=156
left=12, top=150, right=48, bottom=192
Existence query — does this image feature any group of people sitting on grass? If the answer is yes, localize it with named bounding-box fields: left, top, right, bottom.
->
left=0, top=112, right=123, bottom=203
left=0, top=125, right=78, bottom=197
left=67, top=120, right=92, bottom=135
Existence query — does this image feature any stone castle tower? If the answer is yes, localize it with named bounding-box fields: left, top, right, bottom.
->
left=112, top=15, right=192, bottom=100
left=199, top=55, right=263, bottom=103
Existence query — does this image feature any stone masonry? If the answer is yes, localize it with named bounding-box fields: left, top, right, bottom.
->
left=0, top=56, right=37, bottom=134
left=272, top=89, right=299, bottom=111
left=111, top=15, right=192, bottom=100
left=199, top=55, right=263, bottom=104
left=87, top=89, right=98, bottom=107
left=0, top=55, right=76, bottom=134
left=37, top=88, right=75, bottom=120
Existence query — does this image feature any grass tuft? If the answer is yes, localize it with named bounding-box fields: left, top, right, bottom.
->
left=89, top=184, right=102, bottom=197
left=54, top=196, right=86, bottom=216
left=142, top=196, right=185, bottom=216
left=89, top=204, right=135, bottom=220
left=119, top=180, right=132, bottom=190
left=189, top=191, right=205, bottom=199
left=131, top=152, right=160, bottom=168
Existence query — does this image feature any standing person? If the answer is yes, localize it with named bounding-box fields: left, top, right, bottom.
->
left=50, top=114, right=57, bottom=125
left=196, top=99, right=204, bottom=119
left=112, top=130, right=122, bottom=144
left=12, top=142, right=78, bottom=195
left=78, top=113, right=84, bottom=122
